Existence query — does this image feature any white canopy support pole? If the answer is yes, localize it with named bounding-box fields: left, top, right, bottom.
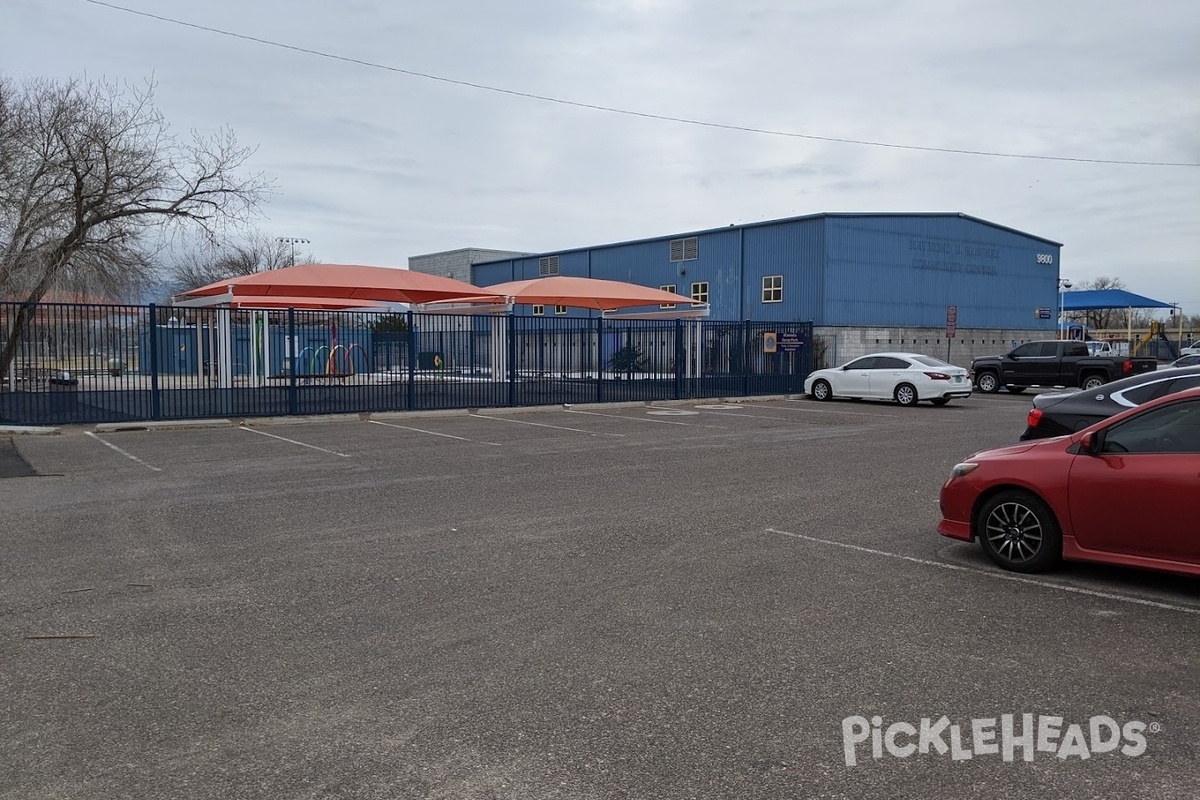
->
left=263, top=311, right=271, bottom=380
left=491, top=316, right=507, bottom=382
left=249, top=310, right=260, bottom=388
left=683, top=320, right=692, bottom=380
left=195, top=316, right=204, bottom=384
left=217, top=306, right=233, bottom=390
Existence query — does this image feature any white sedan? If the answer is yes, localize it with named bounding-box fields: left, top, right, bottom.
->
left=803, top=352, right=972, bottom=407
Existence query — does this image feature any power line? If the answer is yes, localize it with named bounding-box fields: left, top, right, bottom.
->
left=83, top=0, right=1200, bottom=169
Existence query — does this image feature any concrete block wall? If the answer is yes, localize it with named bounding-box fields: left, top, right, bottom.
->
left=408, top=248, right=528, bottom=285
left=814, top=327, right=1049, bottom=369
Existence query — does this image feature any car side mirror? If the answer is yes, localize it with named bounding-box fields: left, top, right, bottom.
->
left=1080, top=431, right=1099, bottom=454
left=842, top=365, right=851, bottom=371
left=1007, top=352, right=1019, bottom=360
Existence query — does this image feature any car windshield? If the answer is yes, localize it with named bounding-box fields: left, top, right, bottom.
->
left=911, top=355, right=954, bottom=368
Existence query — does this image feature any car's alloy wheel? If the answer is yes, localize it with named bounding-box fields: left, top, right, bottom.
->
left=811, top=379, right=832, bottom=401
left=976, top=372, right=1000, bottom=393
left=978, top=490, right=1062, bottom=573
left=894, top=383, right=918, bottom=406
left=1081, top=376, right=1105, bottom=390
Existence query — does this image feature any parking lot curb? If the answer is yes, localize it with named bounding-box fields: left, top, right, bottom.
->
left=0, top=424, right=61, bottom=436
left=473, top=405, right=563, bottom=416
left=96, top=419, right=233, bottom=433
left=370, top=409, right=471, bottom=421
left=562, top=401, right=654, bottom=411
left=241, top=414, right=364, bottom=427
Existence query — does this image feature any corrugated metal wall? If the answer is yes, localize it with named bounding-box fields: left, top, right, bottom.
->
left=469, top=214, right=1061, bottom=329
left=821, top=216, right=1060, bottom=329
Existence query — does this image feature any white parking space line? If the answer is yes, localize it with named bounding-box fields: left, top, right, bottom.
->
left=564, top=409, right=727, bottom=428
left=765, top=527, right=1200, bottom=616
left=697, top=408, right=793, bottom=420
left=240, top=425, right=350, bottom=457
left=776, top=401, right=900, bottom=418
left=84, top=431, right=162, bottom=472
left=471, top=414, right=624, bottom=437
left=370, top=419, right=502, bottom=445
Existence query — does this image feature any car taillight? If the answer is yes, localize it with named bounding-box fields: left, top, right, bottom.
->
left=1123, top=359, right=1133, bottom=373
left=1027, top=408, right=1043, bottom=428
left=924, top=371, right=951, bottom=380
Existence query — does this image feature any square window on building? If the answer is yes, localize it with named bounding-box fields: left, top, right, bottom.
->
left=659, top=283, right=677, bottom=309
left=532, top=305, right=544, bottom=315
left=670, top=237, right=699, bottom=262
left=539, top=256, right=560, bottom=276
left=762, top=275, right=783, bottom=303
left=690, top=281, right=709, bottom=305
left=554, top=305, right=568, bottom=315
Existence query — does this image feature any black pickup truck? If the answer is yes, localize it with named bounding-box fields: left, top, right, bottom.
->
left=970, top=340, right=1158, bottom=393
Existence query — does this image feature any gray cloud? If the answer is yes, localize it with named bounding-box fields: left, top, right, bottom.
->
left=3, top=0, right=1198, bottom=311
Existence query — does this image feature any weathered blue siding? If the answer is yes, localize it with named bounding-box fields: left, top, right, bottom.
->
left=470, top=213, right=1061, bottom=328
left=821, top=215, right=1060, bottom=329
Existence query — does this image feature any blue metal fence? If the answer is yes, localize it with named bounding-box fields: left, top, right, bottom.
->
left=0, top=301, right=813, bottom=425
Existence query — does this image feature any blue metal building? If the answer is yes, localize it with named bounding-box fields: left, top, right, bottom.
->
left=471, top=213, right=1063, bottom=331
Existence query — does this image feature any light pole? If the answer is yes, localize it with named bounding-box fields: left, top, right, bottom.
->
left=276, top=237, right=310, bottom=267
left=1057, top=278, right=1073, bottom=338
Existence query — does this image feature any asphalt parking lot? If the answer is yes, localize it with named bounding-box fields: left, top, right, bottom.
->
left=2, top=393, right=1197, bottom=800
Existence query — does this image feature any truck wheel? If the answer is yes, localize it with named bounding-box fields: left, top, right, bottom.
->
left=975, top=371, right=1000, bottom=394
left=1081, top=375, right=1106, bottom=391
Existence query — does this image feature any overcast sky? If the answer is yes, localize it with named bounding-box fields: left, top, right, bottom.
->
left=5, top=0, right=1199, bottom=314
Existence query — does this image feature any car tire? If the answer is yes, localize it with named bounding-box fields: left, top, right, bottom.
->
left=893, top=383, right=918, bottom=406
left=810, top=379, right=832, bottom=401
left=1081, top=375, right=1106, bottom=391
left=977, top=490, right=1062, bottom=573
left=976, top=371, right=1000, bottom=393
left=930, top=397, right=950, bottom=406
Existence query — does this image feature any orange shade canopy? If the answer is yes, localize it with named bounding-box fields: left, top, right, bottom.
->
left=176, top=263, right=505, bottom=306
left=467, top=276, right=701, bottom=310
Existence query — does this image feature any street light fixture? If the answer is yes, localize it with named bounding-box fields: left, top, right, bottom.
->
left=1057, top=278, right=1073, bottom=338
left=276, top=237, right=310, bottom=267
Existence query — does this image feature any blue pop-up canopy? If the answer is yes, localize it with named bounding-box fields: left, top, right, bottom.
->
left=1060, top=289, right=1173, bottom=310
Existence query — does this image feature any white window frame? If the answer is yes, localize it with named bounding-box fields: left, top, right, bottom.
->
left=554, top=304, right=568, bottom=315
left=762, top=274, right=783, bottom=303
left=691, top=281, right=709, bottom=305
left=659, top=283, right=677, bottom=310
left=532, top=305, right=544, bottom=316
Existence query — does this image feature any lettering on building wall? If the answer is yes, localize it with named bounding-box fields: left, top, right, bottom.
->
left=908, top=238, right=1000, bottom=275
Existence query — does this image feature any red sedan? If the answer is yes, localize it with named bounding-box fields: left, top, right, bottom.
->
left=938, top=387, right=1200, bottom=576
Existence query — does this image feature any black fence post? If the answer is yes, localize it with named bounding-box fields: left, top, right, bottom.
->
left=674, top=318, right=683, bottom=400
left=507, top=316, right=518, bottom=407
left=287, top=307, right=298, bottom=415
left=742, top=320, right=751, bottom=397
left=148, top=304, right=162, bottom=420
left=406, top=310, right=416, bottom=410
left=595, top=316, right=604, bottom=404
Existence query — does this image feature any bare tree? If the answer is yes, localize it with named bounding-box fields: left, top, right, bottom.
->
left=169, top=232, right=313, bottom=294
left=1073, top=276, right=1126, bottom=330
left=0, top=74, right=268, bottom=379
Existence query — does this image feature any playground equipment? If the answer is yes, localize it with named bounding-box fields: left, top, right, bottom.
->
left=1131, top=321, right=1180, bottom=361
